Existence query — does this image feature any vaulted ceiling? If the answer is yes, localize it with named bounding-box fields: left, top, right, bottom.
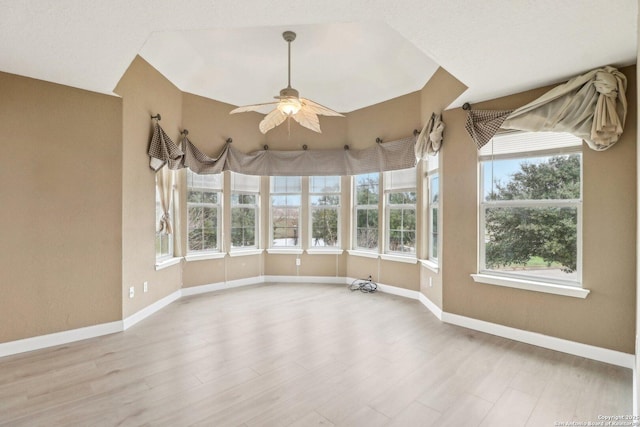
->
left=0, top=0, right=636, bottom=113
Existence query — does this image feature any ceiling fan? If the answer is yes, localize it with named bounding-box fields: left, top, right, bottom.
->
left=229, top=31, right=344, bottom=134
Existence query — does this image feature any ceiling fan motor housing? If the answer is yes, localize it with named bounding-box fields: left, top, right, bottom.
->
left=282, top=31, right=297, bottom=42
left=279, top=87, right=300, bottom=98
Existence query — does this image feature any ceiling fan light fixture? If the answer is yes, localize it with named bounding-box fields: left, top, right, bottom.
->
left=229, top=30, right=344, bottom=134
left=277, top=97, right=302, bottom=116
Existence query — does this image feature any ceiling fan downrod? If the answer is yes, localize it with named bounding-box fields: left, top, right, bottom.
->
left=282, top=31, right=296, bottom=89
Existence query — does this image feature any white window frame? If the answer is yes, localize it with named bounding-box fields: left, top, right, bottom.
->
left=352, top=172, right=380, bottom=252
left=309, top=176, right=341, bottom=250
left=477, top=132, right=584, bottom=291
left=231, top=172, right=260, bottom=251
left=270, top=176, right=302, bottom=248
left=186, top=170, right=222, bottom=254
left=384, top=167, right=417, bottom=256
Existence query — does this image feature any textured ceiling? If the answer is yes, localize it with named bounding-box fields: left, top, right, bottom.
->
left=0, top=0, right=637, bottom=112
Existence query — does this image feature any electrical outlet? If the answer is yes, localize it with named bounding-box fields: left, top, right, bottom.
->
left=129, top=286, right=135, bottom=298
left=429, top=277, right=433, bottom=288
left=296, top=258, right=301, bottom=266
left=143, top=281, right=148, bottom=293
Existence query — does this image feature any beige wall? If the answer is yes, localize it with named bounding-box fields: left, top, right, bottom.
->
left=0, top=72, right=123, bottom=342
left=114, top=56, right=183, bottom=318
left=442, top=65, right=637, bottom=353
left=418, top=67, right=467, bottom=307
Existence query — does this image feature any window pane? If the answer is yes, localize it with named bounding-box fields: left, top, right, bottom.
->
left=241, top=194, right=256, bottom=204
left=187, top=190, right=202, bottom=203
left=484, top=206, right=578, bottom=281
left=202, top=191, right=218, bottom=204
left=188, top=207, right=202, bottom=229
left=430, top=175, right=439, bottom=204
left=232, top=191, right=258, bottom=249
left=431, top=208, right=438, bottom=260
left=272, top=206, right=299, bottom=247
left=357, top=228, right=378, bottom=249
left=188, top=229, right=203, bottom=251
left=312, top=207, right=339, bottom=247
left=402, top=208, right=416, bottom=231
left=310, top=195, right=340, bottom=206
left=187, top=168, right=221, bottom=253
left=355, top=174, right=379, bottom=205
left=483, top=154, right=581, bottom=201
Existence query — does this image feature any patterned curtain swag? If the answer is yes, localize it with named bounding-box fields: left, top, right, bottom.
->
left=465, top=66, right=627, bottom=151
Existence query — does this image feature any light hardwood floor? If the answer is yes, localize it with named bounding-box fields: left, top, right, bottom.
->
left=0, top=283, right=632, bottom=426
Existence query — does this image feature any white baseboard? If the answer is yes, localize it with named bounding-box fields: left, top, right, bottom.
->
left=376, top=283, right=420, bottom=300
left=0, top=320, right=123, bottom=358
left=442, top=311, right=634, bottom=369
left=181, top=276, right=265, bottom=297
left=264, top=275, right=345, bottom=285
left=418, top=293, right=443, bottom=320
left=345, top=277, right=420, bottom=300
left=123, top=290, right=181, bottom=330
left=1, top=276, right=634, bottom=370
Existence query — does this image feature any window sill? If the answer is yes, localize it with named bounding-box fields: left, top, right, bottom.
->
left=471, top=273, right=589, bottom=299
left=306, top=248, right=344, bottom=255
left=419, top=259, right=439, bottom=273
left=380, top=253, right=418, bottom=264
left=185, top=252, right=225, bottom=262
left=266, top=248, right=304, bottom=255
left=155, top=257, right=181, bottom=270
left=347, top=250, right=379, bottom=259
left=229, top=249, right=263, bottom=257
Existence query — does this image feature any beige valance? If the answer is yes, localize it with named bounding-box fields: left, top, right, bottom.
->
left=465, top=66, right=628, bottom=151
left=148, top=123, right=417, bottom=176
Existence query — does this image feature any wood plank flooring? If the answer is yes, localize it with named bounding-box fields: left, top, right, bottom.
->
left=0, top=283, right=632, bottom=426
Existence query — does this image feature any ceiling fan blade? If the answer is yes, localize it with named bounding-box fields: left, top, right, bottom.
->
left=292, top=108, right=321, bottom=133
left=259, top=108, right=287, bottom=134
left=230, top=102, right=278, bottom=114
left=300, top=98, right=344, bottom=117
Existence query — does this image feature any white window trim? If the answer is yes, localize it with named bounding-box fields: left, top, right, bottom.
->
left=419, top=258, right=439, bottom=273
left=479, top=138, right=583, bottom=289
left=185, top=252, right=225, bottom=262
left=266, top=248, right=304, bottom=255
left=380, top=253, right=417, bottom=264
left=306, top=248, right=344, bottom=255
left=471, top=274, right=590, bottom=299
left=229, top=248, right=264, bottom=257
left=347, top=249, right=379, bottom=259
left=155, top=256, right=181, bottom=270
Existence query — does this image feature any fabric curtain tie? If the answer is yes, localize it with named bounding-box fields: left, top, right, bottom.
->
left=594, top=70, right=618, bottom=98
left=591, top=69, right=625, bottom=148
left=159, top=213, right=173, bottom=235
